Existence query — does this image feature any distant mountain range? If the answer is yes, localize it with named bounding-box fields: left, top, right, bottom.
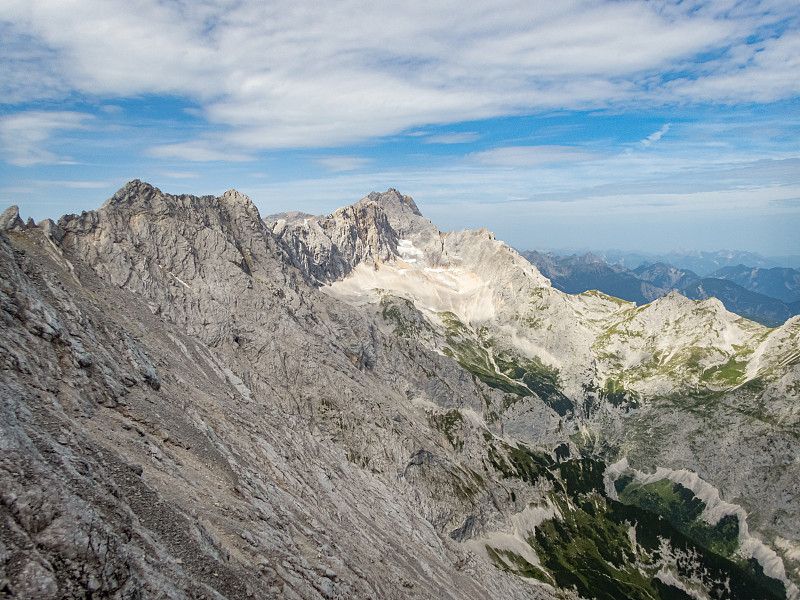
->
left=568, top=249, right=800, bottom=277
left=522, top=251, right=800, bottom=327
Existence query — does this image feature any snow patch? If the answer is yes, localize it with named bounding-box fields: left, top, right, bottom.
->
left=158, top=263, right=191, bottom=289
left=222, top=367, right=253, bottom=402
left=397, top=239, right=425, bottom=263
left=171, top=272, right=190, bottom=289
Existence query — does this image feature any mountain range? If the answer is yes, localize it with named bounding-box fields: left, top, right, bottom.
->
left=1, top=182, right=798, bottom=600
left=587, top=249, right=800, bottom=277
left=522, top=251, right=800, bottom=327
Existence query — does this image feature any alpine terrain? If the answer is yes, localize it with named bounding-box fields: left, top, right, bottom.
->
left=522, top=251, right=800, bottom=327
left=1, top=182, right=799, bottom=600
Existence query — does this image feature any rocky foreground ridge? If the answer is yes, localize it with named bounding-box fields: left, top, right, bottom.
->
left=1, top=182, right=799, bottom=599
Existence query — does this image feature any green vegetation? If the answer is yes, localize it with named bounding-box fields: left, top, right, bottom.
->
left=380, top=296, right=430, bottom=337
left=485, top=546, right=550, bottom=583
left=531, top=495, right=656, bottom=600
left=428, top=409, right=464, bottom=451
left=485, top=438, right=555, bottom=486
left=443, top=344, right=532, bottom=395
left=478, top=434, right=787, bottom=600
left=495, top=351, right=574, bottom=416
left=579, top=289, right=631, bottom=306
left=700, top=356, right=746, bottom=387
left=441, top=313, right=574, bottom=415
left=615, top=477, right=740, bottom=558
left=440, top=312, right=533, bottom=396
left=531, top=471, right=786, bottom=600
left=600, top=378, right=639, bottom=408
left=452, top=466, right=485, bottom=503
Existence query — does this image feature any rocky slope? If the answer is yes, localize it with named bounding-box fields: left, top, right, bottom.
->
left=0, top=184, right=553, bottom=599
left=2, top=183, right=799, bottom=599
left=277, top=189, right=800, bottom=597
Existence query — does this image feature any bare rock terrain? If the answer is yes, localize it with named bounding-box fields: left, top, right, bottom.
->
left=2, top=181, right=798, bottom=599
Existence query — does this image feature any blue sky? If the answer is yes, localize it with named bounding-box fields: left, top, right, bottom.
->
left=1, top=0, right=799, bottom=255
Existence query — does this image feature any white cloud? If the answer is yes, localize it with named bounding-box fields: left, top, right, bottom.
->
left=425, top=132, right=481, bottom=144
left=237, top=153, right=800, bottom=256
left=471, top=145, right=603, bottom=166
left=314, top=157, right=372, bottom=172
left=147, top=142, right=253, bottom=163
left=668, top=31, right=800, bottom=103
left=641, top=124, right=671, bottom=147
left=0, top=111, right=93, bottom=166
left=1, top=0, right=796, bottom=152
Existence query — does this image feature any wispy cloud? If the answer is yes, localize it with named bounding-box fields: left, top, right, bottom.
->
left=0, top=1, right=796, bottom=254
left=471, top=145, right=603, bottom=166
left=147, top=142, right=253, bottom=163
left=667, top=30, right=800, bottom=103
left=241, top=152, right=800, bottom=253
left=47, top=180, right=112, bottom=189
left=314, top=156, right=372, bottom=172
left=640, top=124, right=671, bottom=147
left=425, top=132, right=481, bottom=144
left=0, top=111, right=93, bottom=166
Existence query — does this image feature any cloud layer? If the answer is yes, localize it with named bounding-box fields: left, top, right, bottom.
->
left=2, top=0, right=798, bottom=157
left=0, top=111, right=92, bottom=166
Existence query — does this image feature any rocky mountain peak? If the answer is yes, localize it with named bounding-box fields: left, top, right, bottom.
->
left=271, top=189, right=442, bottom=285
left=219, top=188, right=254, bottom=209
left=61, top=182, right=263, bottom=235
left=0, top=205, right=25, bottom=231
left=362, top=188, right=423, bottom=217
left=217, top=188, right=262, bottom=224
left=576, top=252, right=604, bottom=264
left=102, top=179, right=159, bottom=207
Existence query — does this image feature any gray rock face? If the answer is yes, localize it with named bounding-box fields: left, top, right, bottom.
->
left=0, top=181, right=556, bottom=599
left=271, top=189, right=445, bottom=285
left=272, top=199, right=399, bottom=284
left=304, top=189, right=800, bottom=594
left=0, top=205, right=25, bottom=231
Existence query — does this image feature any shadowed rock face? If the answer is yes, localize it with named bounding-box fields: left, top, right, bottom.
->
left=1, top=181, right=798, bottom=600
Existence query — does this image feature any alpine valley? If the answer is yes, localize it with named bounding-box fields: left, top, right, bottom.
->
left=1, top=181, right=799, bottom=600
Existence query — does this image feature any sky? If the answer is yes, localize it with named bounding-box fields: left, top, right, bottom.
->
left=1, top=0, right=799, bottom=256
